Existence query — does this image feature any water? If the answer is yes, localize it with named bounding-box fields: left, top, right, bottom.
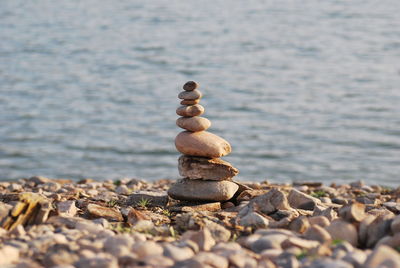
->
left=1, top=1, right=400, bottom=186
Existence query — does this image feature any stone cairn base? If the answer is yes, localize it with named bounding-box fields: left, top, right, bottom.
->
left=168, top=81, right=239, bottom=204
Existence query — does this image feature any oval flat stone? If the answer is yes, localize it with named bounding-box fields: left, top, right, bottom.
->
left=178, top=90, right=202, bottom=100
left=180, top=99, right=200, bottom=105
left=175, top=131, right=231, bottom=158
left=183, top=81, right=199, bottom=91
left=168, top=179, right=239, bottom=201
left=176, top=117, right=211, bottom=132
left=176, top=105, right=204, bottom=117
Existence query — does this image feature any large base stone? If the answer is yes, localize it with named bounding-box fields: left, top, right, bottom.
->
left=168, top=179, right=239, bottom=202
left=178, top=155, right=239, bottom=180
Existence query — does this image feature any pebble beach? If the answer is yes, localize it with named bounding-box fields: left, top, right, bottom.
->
left=1, top=176, right=399, bottom=268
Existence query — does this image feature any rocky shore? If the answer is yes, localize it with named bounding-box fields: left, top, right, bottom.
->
left=0, top=176, right=399, bottom=268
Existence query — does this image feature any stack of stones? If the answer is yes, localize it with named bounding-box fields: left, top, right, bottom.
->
left=168, top=81, right=240, bottom=203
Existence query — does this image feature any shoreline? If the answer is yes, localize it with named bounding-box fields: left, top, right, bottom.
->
left=0, top=176, right=399, bottom=267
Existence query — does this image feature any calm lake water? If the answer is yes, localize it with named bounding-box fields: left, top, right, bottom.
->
left=1, top=1, right=400, bottom=186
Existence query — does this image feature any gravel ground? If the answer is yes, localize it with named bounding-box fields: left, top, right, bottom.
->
left=0, top=176, right=399, bottom=268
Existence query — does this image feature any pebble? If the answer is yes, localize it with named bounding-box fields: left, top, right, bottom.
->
left=75, top=257, right=118, bottom=268
left=308, top=216, right=331, bottom=227
left=304, top=224, right=332, bottom=243
left=365, top=214, right=393, bottom=248
left=289, top=216, right=310, bottom=233
left=288, top=189, right=320, bottom=210
left=176, top=104, right=205, bottom=117
left=180, top=99, right=200, bottom=105
left=182, top=228, right=216, bottom=251
left=57, top=200, right=78, bottom=217
left=183, top=81, right=199, bottom=91
left=326, top=220, right=358, bottom=246
left=133, top=241, right=164, bottom=258
left=338, top=202, right=366, bottom=222
left=178, top=155, right=238, bottom=180
left=247, top=188, right=291, bottom=214
left=8, top=183, right=23, bottom=192
left=239, top=212, right=269, bottom=229
left=0, top=246, right=19, bottom=265
left=168, top=179, right=239, bottom=201
left=250, top=234, right=287, bottom=252
left=364, top=245, right=400, bottom=268
left=115, top=185, right=130, bottom=195
left=178, top=89, right=202, bottom=100
left=176, top=116, right=211, bottom=132
left=175, top=131, right=231, bottom=158
left=163, top=244, right=194, bottom=261
left=391, top=215, right=400, bottom=233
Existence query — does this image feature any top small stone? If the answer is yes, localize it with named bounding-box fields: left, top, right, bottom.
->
left=183, top=81, right=199, bottom=91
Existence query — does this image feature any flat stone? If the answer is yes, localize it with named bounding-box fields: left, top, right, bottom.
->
left=86, top=204, right=123, bottom=222
left=288, top=189, right=320, bottom=210
left=364, top=245, right=400, bottom=268
left=183, top=81, right=199, bottom=91
left=180, top=99, right=200, bottom=105
left=176, top=104, right=204, bottom=117
left=168, top=201, right=221, bottom=212
left=175, top=131, right=231, bottom=158
left=326, top=219, right=358, bottom=246
left=178, top=155, right=238, bottom=180
left=178, top=89, right=202, bottom=100
left=176, top=117, right=211, bottom=132
left=168, top=179, right=238, bottom=202
left=126, top=191, right=168, bottom=207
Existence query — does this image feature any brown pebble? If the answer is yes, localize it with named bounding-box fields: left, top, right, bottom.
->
left=178, top=90, right=202, bottom=100
left=176, top=105, right=205, bottom=117
left=183, top=81, right=199, bottom=91
left=180, top=99, right=200, bottom=105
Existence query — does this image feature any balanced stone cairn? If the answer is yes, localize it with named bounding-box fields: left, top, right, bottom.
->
left=168, top=81, right=240, bottom=203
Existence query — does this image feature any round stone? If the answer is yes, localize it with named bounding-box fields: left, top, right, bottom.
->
left=183, top=81, right=199, bottom=91
left=175, top=131, right=231, bottom=158
left=178, top=90, right=202, bottom=100
left=167, top=179, right=239, bottom=202
left=176, top=105, right=204, bottom=117
left=180, top=99, right=200, bottom=105
left=176, top=117, right=211, bottom=132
